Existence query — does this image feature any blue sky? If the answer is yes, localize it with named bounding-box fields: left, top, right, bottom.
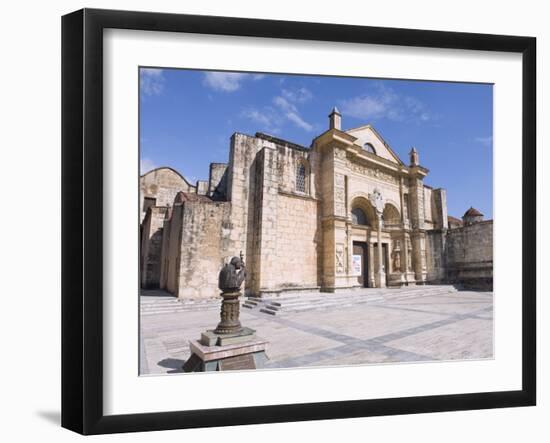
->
left=140, top=68, right=493, bottom=219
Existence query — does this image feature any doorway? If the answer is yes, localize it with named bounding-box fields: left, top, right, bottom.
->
left=352, top=242, right=368, bottom=287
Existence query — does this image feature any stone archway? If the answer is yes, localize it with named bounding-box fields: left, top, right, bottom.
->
left=349, top=195, right=378, bottom=228
left=383, top=203, right=401, bottom=228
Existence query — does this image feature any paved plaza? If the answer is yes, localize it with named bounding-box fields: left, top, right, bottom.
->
left=139, top=286, right=493, bottom=375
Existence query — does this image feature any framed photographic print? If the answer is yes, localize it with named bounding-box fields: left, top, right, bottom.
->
left=61, top=8, right=536, bottom=435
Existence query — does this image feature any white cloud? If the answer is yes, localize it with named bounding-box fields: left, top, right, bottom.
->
left=475, top=136, right=493, bottom=147
left=282, top=87, right=313, bottom=103
left=203, top=72, right=247, bottom=92
left=140, top=157, right=157, bottom=174
left=340, top=84, right=433, bottom=123
left=273, top=94, right=314, bottom=132
left=241, top=86, right=315, bottom=133
left=273, top=96, right=297, bottom=113
left=286, top=112, right=314, bottom=131
left=241, top=107, right=282, bottom=134
left=203, top=72, right=265, bottom=92
left=140, top=68, right=165, bottom=96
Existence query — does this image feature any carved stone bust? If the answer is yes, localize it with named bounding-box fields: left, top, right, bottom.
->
left=369, top=188, right=385, bottom=214
left=218, top=256, right=247, bottom=291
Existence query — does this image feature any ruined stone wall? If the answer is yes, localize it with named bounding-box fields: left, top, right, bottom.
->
left=432, top=188, right=448, bottom=230
left=425, top=229, right=446, bottom=282
left=446, top=220, right=493, bottom=289
left=423, top=186, right=434, bottom=227
left=196, top=180, right=208, bottom=195
left=272, top=193, right=320, bottom=289
left=175, top=200, right=232, bottom=298
left=208, top=163, right=228, bottom=199
left=227, top=133, right=266, bottom=295
left=426, top=220, right=493, bottom=289
left=140, top=167, right=195, bottom=222
left=162, top=204, right=183, bottom=295
left=140, top=206, right=168, bottom=288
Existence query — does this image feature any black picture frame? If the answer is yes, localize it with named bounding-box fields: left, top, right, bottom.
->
left=61, top=8, right=536, bottom=435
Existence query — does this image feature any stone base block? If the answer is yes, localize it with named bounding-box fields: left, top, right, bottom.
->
left=200, top=327, right=256, bottom=346
left=182, top=338, right=269, bottom=372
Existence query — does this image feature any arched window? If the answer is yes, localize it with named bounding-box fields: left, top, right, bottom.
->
left=351, top=207, right=368, bottom=226
left=363, top=143, right=376, bottom=154
left=382, top=203, right=401, bottom=227
left=295, top=162, right=307, bottom=193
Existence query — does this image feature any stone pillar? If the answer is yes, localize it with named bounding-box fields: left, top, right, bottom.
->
left=319, top=148, right=350, bottom=291
left=369, top=188, right=386, bottom=288
left=368, top=241, right=375, bottom=288
left=376, top=215, right=386, bottom=288
left=411, top=232, right=427, bottom=284
left=401, top=235, right=409, bottom=284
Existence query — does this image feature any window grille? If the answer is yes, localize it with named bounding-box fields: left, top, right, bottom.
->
left=296, top=163, right=307, bottom=193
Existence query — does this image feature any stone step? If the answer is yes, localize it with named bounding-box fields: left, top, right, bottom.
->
left=258, top=286, right=458, bottom=316
left=140, top=285, right=459, bottom=315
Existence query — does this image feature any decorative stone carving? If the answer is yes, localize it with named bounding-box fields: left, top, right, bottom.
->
left=346, top=157, right=398, bottom=184
left=335, top=244, right=345, bottom=274
left=334, top=173, right=346, bottom=217
left=334, top=148, right=347, bottom=160
left=393, top=240, right=401, bottom=272
left=369, top=188, right=385, bottom=214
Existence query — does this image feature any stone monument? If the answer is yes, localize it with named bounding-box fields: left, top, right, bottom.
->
left=182, top=252, right=269, bottom=372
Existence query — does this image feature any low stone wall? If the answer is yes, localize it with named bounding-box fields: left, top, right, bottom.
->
left=426, top=220, right=493, bottom=290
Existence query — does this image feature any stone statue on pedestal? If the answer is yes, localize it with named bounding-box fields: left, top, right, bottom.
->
left=183, top=252, right=269, bottom=372
left=218, top=256, right=247, bottom=291
left=214, top=254, right=246, bottom=335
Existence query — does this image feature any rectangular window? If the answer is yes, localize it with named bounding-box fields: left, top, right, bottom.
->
left=296, top=164, right=306, bottom=193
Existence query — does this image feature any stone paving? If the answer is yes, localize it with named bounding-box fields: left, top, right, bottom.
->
left=139, top=286, right=493, bottom=375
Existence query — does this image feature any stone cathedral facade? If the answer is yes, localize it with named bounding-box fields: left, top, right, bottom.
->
left=140, top=109, right=493, bottom=298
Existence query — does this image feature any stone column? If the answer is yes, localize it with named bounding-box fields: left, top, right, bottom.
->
left=369, top=188, right=386, bottom=288
left=401, top=235, right=409, bottom=284
left=376, top=215, right=386, bottom=288
left=368, top=241, right=375, bottom=288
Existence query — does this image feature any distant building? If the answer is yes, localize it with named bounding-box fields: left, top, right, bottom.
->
left=140, top=109, right=493, bottom=297
left=462, top=207, right=484, bottom=226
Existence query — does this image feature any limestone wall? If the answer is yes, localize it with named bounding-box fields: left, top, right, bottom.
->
left=271, top=193, right=320, bottom=289
left=160, top=204, right=183, bottom=294
left=140, top=206, right=169, bottom=288
left=226, top=133, right=266, bottom=295
left=423, top=186, right=433, bottom=224
left=426, top=220, right=493, bottom=289
left=208, top=163, right=228, bottom=199
left=140, top=167, right=195, bottom=222
left=175, top=200, right=232, bottom=298
left=423, top=187, right=448, bottom=230
left=425, top=229, right=446, bottom=282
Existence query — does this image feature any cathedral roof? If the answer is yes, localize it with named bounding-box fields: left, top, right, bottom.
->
left=463, top=207, right=484, bottom=217
left=255, top=132, right=309, bottom=151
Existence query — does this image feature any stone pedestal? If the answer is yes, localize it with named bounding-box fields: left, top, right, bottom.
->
left=182, top=337, right=269, bottom=372
left=183, top=255, right=269, bottom=372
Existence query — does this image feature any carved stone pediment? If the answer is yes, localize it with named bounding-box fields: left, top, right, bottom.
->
left=345, top=154, right=398, bottom=185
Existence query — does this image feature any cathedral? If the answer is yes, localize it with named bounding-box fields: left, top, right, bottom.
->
left=140, top=108, right=493, bottom=298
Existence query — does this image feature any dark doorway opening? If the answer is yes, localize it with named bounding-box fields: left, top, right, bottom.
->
left=352, top=241, right=368, bottom=287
